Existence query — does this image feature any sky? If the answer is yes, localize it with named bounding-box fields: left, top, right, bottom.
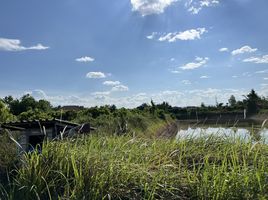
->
left=1, top=0, right=268, bottom=108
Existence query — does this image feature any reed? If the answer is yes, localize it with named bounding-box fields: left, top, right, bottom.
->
left=1, top=133, right=268, bottom=199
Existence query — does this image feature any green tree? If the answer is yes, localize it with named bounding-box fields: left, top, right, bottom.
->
left=244, top=89, right=260, bottom=114
left=3, top=94, right=52, bottom=116
left=18, top=109, right=52, bottom=120
left=136, top=103, right=150, bottom=111
left=3, top=95, right=14, bottom=106
left=36, top=99, right=52, bottom=111
left=3, top=94, right=37, bottom=115
left=150, top=99, right=156, bottom=115
left=0, top=100, right=15, bottom=122
left=20, top=94, right=37, bottom=111
left=228, top=95, right=237, bottom=107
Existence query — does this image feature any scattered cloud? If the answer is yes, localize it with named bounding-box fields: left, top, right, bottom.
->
left=103, top=81, right=121, bottom=86
left=102, top=81, right=129, bottom=92
left=146, top=32, right=157, bottom=40
left=22, top=90, right=89, bottom=106
left=170, top=58, right=176, bottom=62
left=182, top=80, right=191, bottom=85
left=242, top=72, right=251, bottom=77
left=130, top=0, right=178, bottom=16
left=219, top=47, right=228, bottom=52
left=232, top=75, right=238, bottom=78
left=170, top=70, right=181, bottom=74
left=231, top=45, right=257, bottom=56
left=86, top=72, right=106, bottom=79
left=188, top=88, right=220, bottom=96
left=25, top=89, right=48, bottom=100
left=91, top=91, right=111, bottom=96
left=159, top=28, right=207, bottom=42
left=180, top=57, right=209, bottom=70
left=200, top=75, right=209, bottom=79
left=243, top=55, right=268, bottom=64
left=256, top=69, right=268, bottom=74
left=186, top=0, right=220, bottom=14
left=260, top=83, right=268, bottom=87
left=263, top=77, right=268, bottom=80
left=0, top=37, right=49, bottom=51
left=111, top=85, right=129, bottom=92
left=76, top=56, right=94, bottom=62
left=130, top=0, right=219, bottom=16
left=91, top=91, right=111, bottom=101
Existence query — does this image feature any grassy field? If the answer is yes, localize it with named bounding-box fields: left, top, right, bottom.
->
left=1, top=133, right=268, bottom=200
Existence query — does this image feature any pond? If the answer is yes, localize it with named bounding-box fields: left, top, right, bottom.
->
left=176, top=121, right=268, bottom=142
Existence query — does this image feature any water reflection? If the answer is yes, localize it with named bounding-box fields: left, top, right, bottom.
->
left=176, top=126, right=268, bottom=142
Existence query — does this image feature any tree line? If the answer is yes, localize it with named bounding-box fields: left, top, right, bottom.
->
left=0, top=89, right=267, bottom=123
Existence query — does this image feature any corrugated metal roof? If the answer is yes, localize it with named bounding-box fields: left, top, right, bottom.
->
left=1, top=118, right=80, bottom=129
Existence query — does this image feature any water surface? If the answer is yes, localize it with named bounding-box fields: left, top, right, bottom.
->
left=176, top=126, right=268, bottom=142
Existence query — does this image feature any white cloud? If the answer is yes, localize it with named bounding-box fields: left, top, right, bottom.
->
left=161, top=90, right=181, bottom=95
left=91, top=91, right=111, bottom=101
left=149, top=88, right=247, bottom=107
left=188, top=88, right=220, bottom=95
left=186, top=0, right=219, bottom=14
left=91, top=91, right=111, bottom=96
left=200, top=75, right=209, bottom=79
left=0, top=37, right=49, bottom=51
left=231, top=45, right=257, bottom=56
left=263, top=77, right=268, bottom=80
left=111, top=85, right=129, bottom=92
left=76, top=56, right=95, bottom=62
left=242, top=72, right=251, bottom=77
left=130, top=0, right=178, bottom=16
left=103, top=81, right=121, bottom=86
left=182, top=80, right=191, bottom=85
left=256, top=69, right=268, bottom=74
left=260, top=83, right=268, bottom=87
left=94, top=82, right=129, bottom=95
left=232, top=75, right=238, bottom=78
left=180, top=57, right=209, bottom=70
left=243, top=55, right=268, bottom=64
left=130, top=0, right=219, bottom=16
left=25, top=89, right=48, bottom=100
left=170, top=70, right=181, bottom=74
left=219, top=47, right=228, bottom=52
left=86, top=72, right=106, bottom=79
left=159, top=28, right=207, bottom=42
left=146, top=32, right=157, bottom=40
left=21, top=90, right=92, bottom=107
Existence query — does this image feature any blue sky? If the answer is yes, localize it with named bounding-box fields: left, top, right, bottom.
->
left=1, top=0, right=268, bottom=107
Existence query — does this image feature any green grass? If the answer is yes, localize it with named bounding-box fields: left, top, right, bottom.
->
left=0, top=132, right=18, bottom=186
left=1, top=134, right=268, bottom=200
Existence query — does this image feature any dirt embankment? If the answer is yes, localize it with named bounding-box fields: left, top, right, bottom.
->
left=156, top=121, right=179, bottom=138
left=250, top=114, right=268, bottom=122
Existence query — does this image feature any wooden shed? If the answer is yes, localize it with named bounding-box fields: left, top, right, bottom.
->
left=0, top=119, right=95, bottom=152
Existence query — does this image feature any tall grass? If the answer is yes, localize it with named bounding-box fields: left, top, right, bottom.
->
left=0, top=132, right=18, bottom=186
left=1, top=134, right=268, bottom=199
